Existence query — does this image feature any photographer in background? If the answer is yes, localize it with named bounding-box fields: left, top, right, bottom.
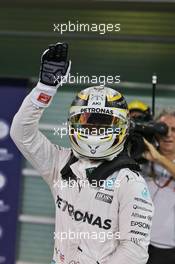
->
left=128, top=100, right=152, bottom=122
left=143, top=111, right=175, bottom=264
left=128, top=101, right=175, bottom=263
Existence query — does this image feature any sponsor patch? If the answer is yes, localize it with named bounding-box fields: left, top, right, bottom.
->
left=130, top=230, right=148, bottom=237
left=133, top=204, right=152, bottom=213
left=131, top=237, right=144, bottom=245
left=131, top=221, right=150, bottom=230
left=134, top=197, right=152, bottom=207
left=81, top=107, right=113, bottom=115
left=37, top=93, right=52, bottom=104
left=56, top=194, right=112, bottom=229
left=95, top=192, right=113, bottom=204
left=131, top=212, right=146, bottom=219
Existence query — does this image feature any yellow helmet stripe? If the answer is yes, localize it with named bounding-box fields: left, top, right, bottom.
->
left=107, top=93, right=122, bottom=102
left=78, top=93, right=89, bottom=100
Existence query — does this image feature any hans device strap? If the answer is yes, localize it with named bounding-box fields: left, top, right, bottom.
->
left=61, top=151, right=140, bottom=187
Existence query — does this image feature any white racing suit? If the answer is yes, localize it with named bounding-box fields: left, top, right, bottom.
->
left=10, top=91, right=154, bottom=264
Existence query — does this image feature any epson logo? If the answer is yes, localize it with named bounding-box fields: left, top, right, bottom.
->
left=95, top=192, right=113, bottom=204
left=81, top=108, right=113, bottom=115
left=131, top=221, right=150, bottom=230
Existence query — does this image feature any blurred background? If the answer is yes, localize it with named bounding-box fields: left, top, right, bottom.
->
left=0, top=0, right=175, bottom=263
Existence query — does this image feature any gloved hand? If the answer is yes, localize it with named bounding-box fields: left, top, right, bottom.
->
left=40, top=42, right=71, bottom=86
left=31, top=42, right=71, bottom=108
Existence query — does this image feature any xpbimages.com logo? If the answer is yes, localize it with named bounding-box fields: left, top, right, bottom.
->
left=53, top=21, right=121, bottom=35
left=53, top=123, right=121, bottom=139
left=53, top=177, right=121, bottom=191
left=54, top=73, right=120, bottom=86
left=54, top=230, right=120, bottom=243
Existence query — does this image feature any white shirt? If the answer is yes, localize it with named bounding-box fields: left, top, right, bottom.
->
left=143, top=162, right=175, bottom=248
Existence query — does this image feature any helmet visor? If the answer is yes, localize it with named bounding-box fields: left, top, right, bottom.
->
left=70, top=113, right=127, bottom=136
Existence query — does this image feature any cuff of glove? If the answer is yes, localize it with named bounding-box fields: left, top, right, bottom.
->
left=30, top=82, right=57, bottom=108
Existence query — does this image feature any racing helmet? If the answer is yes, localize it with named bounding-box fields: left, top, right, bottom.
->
left=128, top=100, right=152, bottom=122
left=68, top=86, right=130, bottom=160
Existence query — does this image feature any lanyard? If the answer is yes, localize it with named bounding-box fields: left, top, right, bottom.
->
left=151, top=162, right=173, bottom=188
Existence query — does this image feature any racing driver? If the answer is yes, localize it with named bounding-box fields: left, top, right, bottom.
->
left=10, top=43, right=154, bottom=264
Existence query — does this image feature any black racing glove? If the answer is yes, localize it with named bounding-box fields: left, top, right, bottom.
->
left=39, top=42, right=71, bottom=86
left=31, top=42, right=71, bottom=108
